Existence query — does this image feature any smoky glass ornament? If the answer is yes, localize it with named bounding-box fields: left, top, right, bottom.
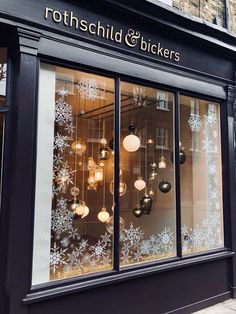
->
left=140, top=194, right=153, bottom=214
left=159, top=180, right=171, bottom=193
left=133, top=204, right=143, bottom=217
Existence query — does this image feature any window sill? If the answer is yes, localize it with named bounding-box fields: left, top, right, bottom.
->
left=23, top=249, right=234, bottom=305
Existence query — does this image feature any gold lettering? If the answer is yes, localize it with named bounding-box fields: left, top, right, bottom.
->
left=53, top=10, right=62, bottom=23
left=69, top=11, right=79, bottom=29
left=151, top=44, right=157, bottom=54
left=63, top=11, right=69, bottom=26
left=170, top=50, right=175, bottom=59
left=97, top=21, right=105, bottom=37
left=88, top=23, right=96, bottom=34
left=174, top=52, right=180, bottom=62
left=164, top=49, right=170, bottom=58
left=140, top=37, right=147, bottom=51
left=115, top=29, right=122, bottom=43
left=45, top=7, right=53, bottom=19
left=80, top=20, right=88, bottom=31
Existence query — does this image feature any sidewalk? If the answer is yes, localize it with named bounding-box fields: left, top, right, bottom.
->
left=193, top=299, right=236, bottom=313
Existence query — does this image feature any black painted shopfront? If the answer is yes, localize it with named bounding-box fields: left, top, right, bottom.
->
left=1, top=1, right=236, bottom=314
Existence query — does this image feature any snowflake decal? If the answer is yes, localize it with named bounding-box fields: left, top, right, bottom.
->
left=54, top=133, right=69, bottom=153
left=76, top=78, right=97, bottom=100
left=202, top=137, right=214, bottom=153
left=208, top=161, right=217, bottom=176
left=50, top=242, right=67, bottom=274
left=204, top=110, right=217, bottom=127
left=56, top=87, right=69, bottom=97
left=51, top=205, right=73, bottom=235
left=54, top=161, right=75, bottom=192
left=158, top=227, right=174, bottom=252
left=188, top=114, right=202, bottom=132
left=55, top=99, right=72, bottom=126
left=123, top=223, right=144, bottom=247
left=64, top=122, right=75, bottom=135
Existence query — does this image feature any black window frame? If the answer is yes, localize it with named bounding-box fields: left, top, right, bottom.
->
left=24, top=57, right=232, bottom=304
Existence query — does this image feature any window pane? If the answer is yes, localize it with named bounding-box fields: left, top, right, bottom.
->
left=120, top=82, right=176, bottom=267
left=180, top=96, right=224, bottom=255
left=0, top=48, right=7, bottom=106
left=32, top=65, right=114, bottom=284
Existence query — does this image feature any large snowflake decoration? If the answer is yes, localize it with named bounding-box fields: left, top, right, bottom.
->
left=133, top=86, right=146, bottom=107
left=55, top=99, right=72, bottom=126
left=54, top=162, right=75, bottom=192
left=123, top=223, right=144, bottom=247
left=202, top=137, right=214, bottom=153
left=50, top=242, right=67, bottom=274
left=189, top=226, right=204, bottom=249
left=90, top=240, right=108, bottom=261
left=56, top=87, right=69, bottom=98
left=64, top=122, right=75, bottom=135
left=76, top=78, right=97, bottom=100
left=188, top=114, right=202, bottom=132
left=208, top=160, right=217, bottom=176
left=54, top=133, right=69, bottom=153
left=51, top=206, right=73, bottom=235
left=204, top=110, right=217, bottom=127
left=140, top=240, right=152, bottom=255
left=158, top=227, right=174, bottom=252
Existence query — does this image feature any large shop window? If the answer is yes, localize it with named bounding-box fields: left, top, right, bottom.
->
left=32, top=64, right=224, bottom=285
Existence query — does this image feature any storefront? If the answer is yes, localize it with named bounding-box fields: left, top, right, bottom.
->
left=0, top=1, right=236, bottom=313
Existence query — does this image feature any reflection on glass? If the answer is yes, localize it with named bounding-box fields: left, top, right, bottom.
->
left=120, top=82, right=176, bottom=267
left=50, top=67, right=114, bottom=280
left=0, top=48, right=7, bottom=106
left=180, top=96, right=224, bottom=255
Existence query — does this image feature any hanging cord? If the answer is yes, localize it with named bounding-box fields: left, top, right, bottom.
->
left=103, top=164, right=106, bottom=208
left=145, top=120, right=148, bottom=193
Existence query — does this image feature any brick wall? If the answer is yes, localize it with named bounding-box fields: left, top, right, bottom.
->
left=172, top=0, right=226, bottom=27
left=229, top=0, right=236, bottom=33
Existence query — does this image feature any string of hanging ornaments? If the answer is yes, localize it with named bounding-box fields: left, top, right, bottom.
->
left=97, top=164, right=110, bottom=223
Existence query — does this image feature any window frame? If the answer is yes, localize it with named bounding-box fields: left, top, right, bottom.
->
left=26, top=58, right=231, bottom=303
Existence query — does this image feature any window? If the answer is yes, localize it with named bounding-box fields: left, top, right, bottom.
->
left=32, top=64, right=225, bottom=285
left=180, top=95, right=224, bottom=254
left=0, top=48, right=7, bottom=106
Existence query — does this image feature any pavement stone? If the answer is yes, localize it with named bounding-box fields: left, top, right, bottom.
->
left=193, top=299, right=236, bottom=313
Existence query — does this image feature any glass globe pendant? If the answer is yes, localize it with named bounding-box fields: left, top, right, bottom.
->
left=158, top=156, right=166, bottom=169
left=106, top=215, right=125, bottom=234
left=134, top=177, right=146, bottom=191
left=75, top=201, right=85, bottom=216
left=98, top=207, right=110, bottom=223
left=81, top=205, right=89, bottom=218
left=99, top=138, right=110, bottom=160
left=123, top=124, right=140, bottom=152
left=94, top=166, right=103, bottom=182
left=71, top=138, right=86, bottom=156
left=109, top=180, right=127, bottom=196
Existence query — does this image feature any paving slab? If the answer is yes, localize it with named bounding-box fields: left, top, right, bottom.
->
left=193, top=299, right=236, bottom=313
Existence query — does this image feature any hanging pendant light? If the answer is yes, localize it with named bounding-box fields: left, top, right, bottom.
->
left=158, top=156, right=166, bottom=169
left=134, top=177, right=146, bottom=191
left=106, top=215, right=125, bottom=234
left=159, top=180, right=171, bottom=193
left=109, top=180, right=127, bottom=196
left=99, top=120, right=110, bottom=160
left=98, top=207, right=110, bottom=223
left=71, top=138, right=86, bottom=156
left=94, top=166, right=103, bottom=182
left=123, top=124, right=140, bottom=152
left=133, top=204, right=143, bottom=218
left=140, top=190, right=153, bottom=215
left=75, top=201, right=85, bottom=216
left=149, top=187, right=155, bottom=196
left=81, top=205, right=89, bottom=218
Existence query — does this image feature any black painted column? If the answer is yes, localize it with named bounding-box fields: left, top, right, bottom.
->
left=7, top=28, right=41, bottom=314
left=226, top=85, right=236, bottom=298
